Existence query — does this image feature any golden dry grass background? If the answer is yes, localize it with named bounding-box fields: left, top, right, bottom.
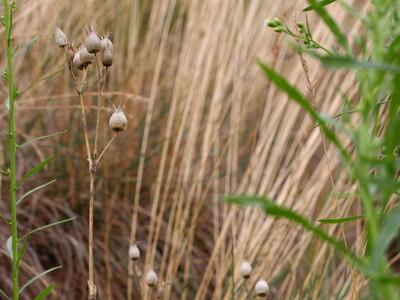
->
left=0, top=0, right=369, bottom=299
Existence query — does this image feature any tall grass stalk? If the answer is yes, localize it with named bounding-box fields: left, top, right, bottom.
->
left=3, top=0, right=19, bottom=298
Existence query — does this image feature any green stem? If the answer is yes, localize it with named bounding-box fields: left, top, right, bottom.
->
left=3, top=0, right=19, bottom=299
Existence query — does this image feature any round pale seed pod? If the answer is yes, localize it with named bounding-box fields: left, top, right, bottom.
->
left=255, top=279, right=269, bottom=297
left=101, top=34, right=114, bottom=52
left=102, top=48, right=113, bottom=67
left=54, top=27, right=68, bottom=48
left=79, top=47, right=94, bottom=66
left=239, top=261, right=252, bottom=279
left=146, top=270, right=158, bottom=287
left=129, top=244, right=140, bottom=261
left=109, top=109, right=128, bottom=133
left=85, top=30, right=102, bottom=54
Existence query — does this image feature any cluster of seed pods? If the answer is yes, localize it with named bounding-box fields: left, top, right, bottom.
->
left=55, top=26, right=127, bottom=132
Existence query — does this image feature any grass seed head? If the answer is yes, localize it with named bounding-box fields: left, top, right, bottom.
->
left=255, top=279, right=269, bottom=297
left=129, top=244, right=140, bottom=260
left=239, top=261, right=252, bottom=279
left=146, top=270, right=158, bottom=287
left=109, top=108, right=128, bottom=132
left=85, top=29, right=102, bottom=54
left=55, top=27, right=68, bottom=48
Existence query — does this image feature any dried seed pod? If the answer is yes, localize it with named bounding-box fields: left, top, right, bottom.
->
left=109, top=109, right=128, bottom=132
left=146, top=270, right=158, bottom=287
left=79, top=47, right=94, bottom=66
left=55, top=27, right=68, bottom=48
left=65, top=45, right=76, bottom=62
left=255, top=279, right=269, bottom=297
left=101, top=34, right=114, bottom=52
left=73, top=52, right=85, bottom=70
left=239, top=261, right=252, bottom=279
left=129, top=244, right=140, bottom=261
left=102, top=48, right=113, bottom=67
left=85, top=29, right=102, bottom=54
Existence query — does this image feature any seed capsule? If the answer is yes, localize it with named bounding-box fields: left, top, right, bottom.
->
left=146, top=270, right=158, bottom=287
left=109, top=109, right=128, bottom=132
left=129, top=244, right=140, bottom=260
left=79, top=47, right=94, bottom=66
left=85, top=29, right=102, bottom=54
left=239, top=261, right=252, bottom=279
left=73, top=52, right=84, bottom=70
left=255, top=279, right=269, bottom=297
left=102, top=48, right=113, bottom=67
left=101, top=34, right=114, bottom=52
left=55, top=27, right=68, bottom=48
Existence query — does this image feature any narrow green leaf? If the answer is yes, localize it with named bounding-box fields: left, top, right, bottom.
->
left=225, top=195, right=357, bottom=260
left=18, top=130, right=68, bottom=149
left=371, top=205, right=400, bottom=270
left=17, top=155, right=54, bottom=188
left=32, top=284, right=54, bottom=300
left=20, top=267, right=61, bottom=294
left=309, top=52, right=400, bottom=73
left=307, top=0, right=348, bottom=49
left=0, top=289, right=11, bottom=300
left=304, top=0, right=336, bottom=11
left=17, top=179, right=56, bottom=206
left=257, top=60, right=349, bottom=162
left=319, top=215, right=364, bottom=224
left=21, top=216, right=76, bottom=240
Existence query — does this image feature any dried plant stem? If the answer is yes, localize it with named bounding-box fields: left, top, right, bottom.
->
left=4, top=0, right=19, bottom=298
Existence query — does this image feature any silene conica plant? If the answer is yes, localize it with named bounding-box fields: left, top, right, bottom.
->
left=227, top=0, right=400, bottom=299
left=2, top=1, right=75, bottom=300
left=55, top=24, right=126, bottom=300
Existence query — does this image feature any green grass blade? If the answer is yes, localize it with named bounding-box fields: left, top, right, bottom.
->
left=319, top=215, right=364, bottom=224
left=32, top=284, right=54, bottom=300
left=20, top=267, right=61, bottom=294
left=225, top=196, right=358, bottom=261
left=307, top=0, right=348, bottom=49
left=371, top=205, right=400, bottom=270
left=17, top=179, right=56, bottom=206
left=16, top=155, right=54, bottom=189
left=257, top=59, right=349, bottom=162
left=21, top=216, right=76, bottom=240
left=303, top=0, right=336, bottom=11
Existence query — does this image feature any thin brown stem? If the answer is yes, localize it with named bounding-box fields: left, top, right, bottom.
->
left=96, top=134, right=116, bottom=164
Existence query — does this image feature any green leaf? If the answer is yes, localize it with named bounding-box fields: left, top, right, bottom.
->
left=319, top=215, right=364, bottom=224
left=18, top=130, right=68, bottom=149
left=307, top=0, right=348, bottom=49
left=309, top=52, right=400, bottom=73
left=20, top=267, right=61, bottom=294
left=304, top=0, right=336, bottom=11
left=225, top=195, right=357, bottom=260
left=371, top=205, right=400, bottom=270
left=17, top=179, right=56, bottom=206
left=32, top=284, right=54, bottom=300
left=21, top=216, right=76, bottom=240
left=0, top=289, right=11, bottom=300
left=17, top=155, right=54, bottom=189
left=257, top=59, right=349, bottom=162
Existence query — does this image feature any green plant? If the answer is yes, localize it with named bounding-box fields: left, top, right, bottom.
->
left=2, top=1, right=74, bottom=299
left=227, top=0, right=400, bottom=298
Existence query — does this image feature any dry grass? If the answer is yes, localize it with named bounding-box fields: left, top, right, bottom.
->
left=0, top=0, right=370, bottom=299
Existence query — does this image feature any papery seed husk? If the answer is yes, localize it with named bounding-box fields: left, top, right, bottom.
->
left=55, top=27, right=68, bottom=48
left=85, top=30, right=102, bottom=54
left=79, top=47, right=94, bottom=65
left=73, top=53, right=84, bottom=70
left=102, top=48, right=113, bottom=67
left=109, top=109, right=128, bottom=132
